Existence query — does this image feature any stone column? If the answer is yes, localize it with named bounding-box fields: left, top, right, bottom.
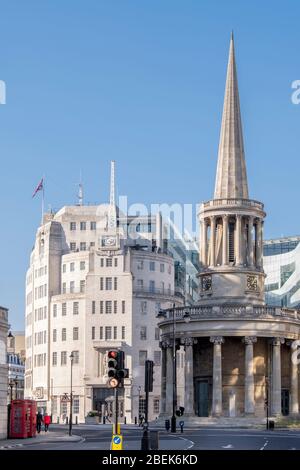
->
left=271, top=337, right=284, bottom=416
left=160, top=341, right=168, bottom=415
left=248, top=216, right=254, bottom=267
left=290, top=341, right=299, bottom=415
left=201, top=219, right=207, bottom=267
left=183, top=338, right=194, bottom=415
left=165, top=342, right=173, bottom=415
left=222, top=215, right=228, bottom=266
left=256, top=219, right=263, bottom=269
left=235, top=215, right=242, bottom=265
left=210, top=336, right=224, bottom=416
left=243, top=336, right=257, bottom=415
left=210, top=216, right=216, bottom=267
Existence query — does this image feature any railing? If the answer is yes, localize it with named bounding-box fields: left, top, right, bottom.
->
left=133, top=287, right=184, bottom=299
left=202, top=198, right=264, bottom=210
left=161, top=304, right=300, bottom=322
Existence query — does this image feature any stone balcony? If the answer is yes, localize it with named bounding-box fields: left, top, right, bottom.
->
left=201, top=198, right=264, bottom=211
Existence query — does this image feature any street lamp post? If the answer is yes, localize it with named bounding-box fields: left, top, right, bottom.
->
left=69, top=352, right=74, bottom=436
left=14, top=378, right=18, bottom=400
left=157, top=304, right=191, bottom=434
left=265, top=376, right=269, bottom=430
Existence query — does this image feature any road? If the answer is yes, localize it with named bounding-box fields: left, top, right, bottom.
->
left=8, top=425, right=300, bottom=451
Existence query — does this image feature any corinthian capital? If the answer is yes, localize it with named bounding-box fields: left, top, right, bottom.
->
left=210, top=336, right=224, bottom=345
left=243, top=336, right=257, bottom=345
left=182, top=337, right=194, bottom=347
left=272, top=337, right=285, bottom=346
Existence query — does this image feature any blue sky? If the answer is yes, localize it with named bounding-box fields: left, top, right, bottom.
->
left=1, top=0, right=300, bottom=329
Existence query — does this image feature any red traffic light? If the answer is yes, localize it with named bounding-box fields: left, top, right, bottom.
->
left=108, top=351, right=118, bottom=359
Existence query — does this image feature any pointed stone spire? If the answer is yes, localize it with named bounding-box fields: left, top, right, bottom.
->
left=214, top=33, right=249, bottom=200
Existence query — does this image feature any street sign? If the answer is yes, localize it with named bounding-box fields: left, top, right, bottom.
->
left=60, top=393, right=71, bottom=403
left=111, top=434, right=123, bottom=450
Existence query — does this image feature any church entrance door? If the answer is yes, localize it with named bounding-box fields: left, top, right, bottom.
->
left=196, top=380, right=209, bottom=417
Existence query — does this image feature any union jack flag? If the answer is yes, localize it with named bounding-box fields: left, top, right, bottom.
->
left=32, top=178, right=44, bottom=198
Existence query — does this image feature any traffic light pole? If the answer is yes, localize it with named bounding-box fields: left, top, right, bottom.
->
left=114, top=387, right=119, bottom=435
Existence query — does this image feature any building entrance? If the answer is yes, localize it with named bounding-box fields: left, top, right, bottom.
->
left=196, top=380, right=209, bottom=417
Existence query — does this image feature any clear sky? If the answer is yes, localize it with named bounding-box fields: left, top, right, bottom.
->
left=1, top=0, right=300, bottom=330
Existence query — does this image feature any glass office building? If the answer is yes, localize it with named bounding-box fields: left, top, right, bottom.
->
left=263, top=236, right=300, bottom=307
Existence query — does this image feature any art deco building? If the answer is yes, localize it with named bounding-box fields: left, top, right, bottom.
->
left=24, top=163, right=199, bottom=423
left=0, top=306, right=9, bottom=438
left=159, top=35, right=300, bottom=420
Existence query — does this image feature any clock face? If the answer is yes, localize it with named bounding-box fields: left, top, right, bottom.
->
left=101, top=236, right=117, bottom=248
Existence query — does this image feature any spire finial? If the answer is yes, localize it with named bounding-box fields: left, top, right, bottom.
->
left=108, top=160, right=117, bottom=230
left=78, top=170, right=83, bottom=206
left=214, top=34, right=249, bottom=200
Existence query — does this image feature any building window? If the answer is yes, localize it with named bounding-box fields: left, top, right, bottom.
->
left=63, top=264, right=66, bottom=273
left=100, top=277, right=104, bottom=290
left=150, top=261, right=155, bottom=271
left=137, top=260, right=144, bottom=270
left=160, top=263, right=165, bottom=273
left=90, top=221, right=96, bottom=230
left=154, top=350, right=161, bottom=366
left=153, top=398, right=160, bottom=414
left=100, top=301, right=104, bottom=314
left=106, top=277, right=112, bottom=290
left=139, top=398, right=146, bottom=415
left=73, top=327, right=79, bottom=340
left=122, top=301, right=125, bottom=314
left=62, top=328, right=67, bottom=341
left=92, top=327, right=95, bottom=340
left=53, top=329, right=57, bottom=342
left=53, top=304, right=57, bottom=317
left=52, top=352, right=57, bottom=366
left=106, top=258, right=112, bottom=267
left=100, top=326, right=103, bottom=340
left=92, top=301, right=96, bottom=314
left=139, top=350, right=147, bottom=366
left=114, top=301, right=117, bottom=314
left=80, top=221, right=86, bottom=231
left=73, top=397, right=80, bottom=415
left=122, top=326, right=125, bottom=340
left=73, top=396, right=80, bottom=414
left=114, top=258, right=118, bottom=267
left=73, top=302, right=79, bottom=315
left=70, top=222, right=76, bottom=231
left=105, top=326, right=112, bottom=340
left=62, top=283, right=66, bottom=294
left=105, top=301, right=112, bottom=314
left=80, top=261, right=85, bottom=270
left=80, top=280, right=85, bottom=293
left=100, top=258, right=104, bottom=267
left=140, top=327, right=147, bottom=340
left=141, top=301, right=147, bottom=314
left=114, top=326, right=117, bottom=340
left=137, top=279, right=144, bottom=290
left=70, top=262, right=75, bottom=272
left=80, top=242, right=87, bottom=251
left=62, top=303, right=67, bottom=316
left=61, top=351, right=67, bottom=366
left=149, top=281, right=155, bottom=293
left=70, top=281, right=75, bottom=293
left=155, top=328, right=160, bottom=341
left=61, top=401, right=68, bottom=416
left=70, top=242, right=76, bottom=251
left=73, top=351, right=79, bottom=364
left=114, top=277, right=118, bottom=290
left=90, top=242, right=95, bottom=248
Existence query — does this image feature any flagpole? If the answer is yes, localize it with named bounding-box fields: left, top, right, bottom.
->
left=41, top=176, right=45, bottom=225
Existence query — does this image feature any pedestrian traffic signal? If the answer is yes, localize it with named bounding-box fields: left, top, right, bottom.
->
left=176, top=407, right=185, bottom=417
left=107, top=350, right=129, bottom=388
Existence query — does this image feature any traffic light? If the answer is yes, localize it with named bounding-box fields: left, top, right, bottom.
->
left=107, top=350, right=129, bottom=389
left=145, top=360, right=154, bottom=393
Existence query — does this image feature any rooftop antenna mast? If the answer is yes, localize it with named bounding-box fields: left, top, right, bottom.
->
left=108, top=160, right=117, bottom=230
left=78, top=170, right=84, bottom=206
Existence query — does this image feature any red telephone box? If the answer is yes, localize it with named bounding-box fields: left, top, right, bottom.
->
left=9, top=400, right=37, bottom=439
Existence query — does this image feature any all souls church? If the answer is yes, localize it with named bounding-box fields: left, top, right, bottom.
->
left=159, top=34, right=300, bottom=421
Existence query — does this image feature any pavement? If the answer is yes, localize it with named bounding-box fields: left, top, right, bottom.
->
left=1, top=424, right=300, bottom=451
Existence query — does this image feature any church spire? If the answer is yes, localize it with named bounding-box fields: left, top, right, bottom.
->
left=214, top=33, right=249, bottom=200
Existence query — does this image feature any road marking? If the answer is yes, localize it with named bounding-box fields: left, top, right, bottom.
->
left=222, top=444, right=233, bottom=449
left=177, top=437, right=195, bottom=449
left=260, top=440, right=268, bottom=450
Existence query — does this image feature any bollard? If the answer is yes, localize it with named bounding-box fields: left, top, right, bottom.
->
left=135, top=416, right=137, bottom=425
left=165, top=419, right=170, bottom=432
left=57, top=417, right=60, bottom=424
left=179, top=420, right=184, bottom=433
left=66, top=416, right=68, bottom=425
left=75, top=416, right=78, bottom=425
left=124, top=417, right=127, bottom=425
left=103, top=416, right=106, bottom=424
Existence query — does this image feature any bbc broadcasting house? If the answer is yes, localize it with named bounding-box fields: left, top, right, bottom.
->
left=24, top=167, right=199, bottom=424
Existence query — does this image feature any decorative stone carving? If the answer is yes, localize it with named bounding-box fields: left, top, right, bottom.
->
left=160, top=340, right=171, bottom=349
left=210, top=336, right=225, bottom=345
left=246, top=275, right=259, bottom=292
left=242, top=336, right=257, bottom=345
left=202, top=275, right=212, bottom=292
left=272, top=337, right=285, bottom=346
